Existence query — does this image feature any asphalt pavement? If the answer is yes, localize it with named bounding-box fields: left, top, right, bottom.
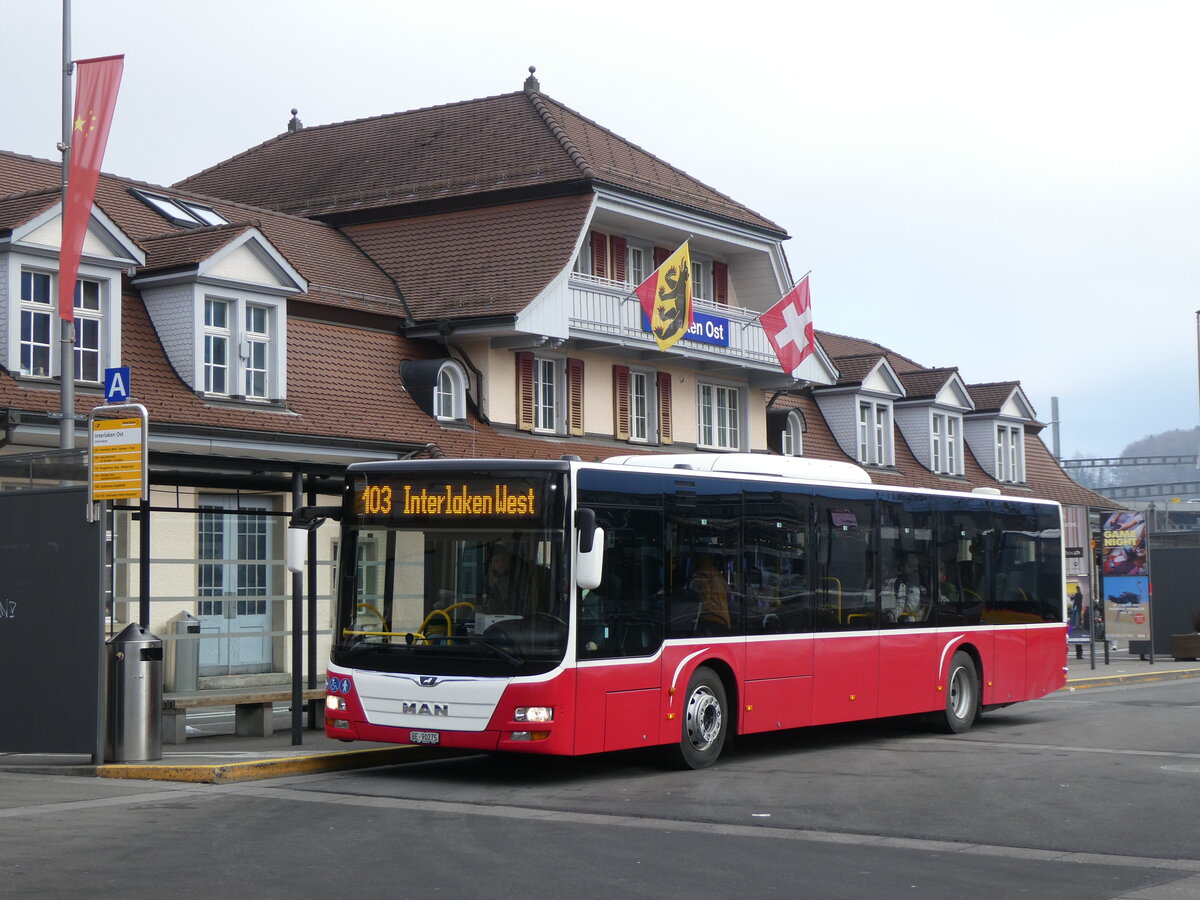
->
left=4, top=646, right=1198, bottom=784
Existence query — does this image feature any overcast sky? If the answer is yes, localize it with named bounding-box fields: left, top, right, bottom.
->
left=4, top=1, right=1197, bottom=458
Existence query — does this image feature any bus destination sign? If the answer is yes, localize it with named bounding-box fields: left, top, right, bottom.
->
left=356, top=480, right=539, bottom=520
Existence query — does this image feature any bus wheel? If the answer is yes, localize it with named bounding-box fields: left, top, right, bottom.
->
left=670, top=667, right=727, bottom=769
left=940, top=650, right=980, bottom=734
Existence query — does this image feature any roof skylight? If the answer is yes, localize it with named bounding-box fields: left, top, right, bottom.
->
left=131, top=189, right=228, bottom=228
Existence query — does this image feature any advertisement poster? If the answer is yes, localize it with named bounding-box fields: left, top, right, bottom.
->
left=1099, top=511, right=1151, bottom=642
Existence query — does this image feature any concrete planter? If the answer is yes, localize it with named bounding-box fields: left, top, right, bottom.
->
left=1169, top=633, right=1200, bottom=661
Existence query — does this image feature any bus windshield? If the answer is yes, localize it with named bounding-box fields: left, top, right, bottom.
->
left=331, top=468, right=567, bottom=677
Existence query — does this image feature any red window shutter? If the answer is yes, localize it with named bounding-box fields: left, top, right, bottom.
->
left=712, top=261, right=728, bottom=306
left=567, top=357, right=585, bottom=436
left=612, top=365, right=631, bottom=440
left=590, top=232, right=608, bottom=279
left=657, top=371, right=673, bottom=445
left=515, top=352, right=535, bottom=432
left=610, top=236, right=627, bottom=283
left=653, top=246, right=670, bottom=268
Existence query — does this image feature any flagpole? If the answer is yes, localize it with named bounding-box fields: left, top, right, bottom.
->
left=59, top=0, right=75, bottom=450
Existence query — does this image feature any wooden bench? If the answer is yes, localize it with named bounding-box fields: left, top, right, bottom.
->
left=163, top=686, right=326, bottom=744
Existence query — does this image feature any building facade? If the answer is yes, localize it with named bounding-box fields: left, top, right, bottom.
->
left=0, top=71, right=1112, bottom=685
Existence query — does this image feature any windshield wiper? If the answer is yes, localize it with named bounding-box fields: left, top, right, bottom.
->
left=451, top=634, right=522, bottom=666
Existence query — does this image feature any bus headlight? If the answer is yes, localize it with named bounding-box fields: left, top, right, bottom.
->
left=326, top=694, right=346, bottom=711
left=514, top=706, right=553, bottom=723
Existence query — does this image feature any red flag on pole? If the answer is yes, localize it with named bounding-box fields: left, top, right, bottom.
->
left=761, top=276, right=816, bottom=377
left=59, top=54, right=124, bottom=322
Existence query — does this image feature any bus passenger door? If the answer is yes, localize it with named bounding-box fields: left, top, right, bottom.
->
left=811, top=496, right=878, bottom=725
left=574, top=506, right=665, bottom=755
left=742, top=489, right=814, bottom=733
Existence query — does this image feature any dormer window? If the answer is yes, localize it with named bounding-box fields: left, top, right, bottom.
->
left=201, top=294, right=281, bottom=400
left=132, top=189, right=228, bottom=229
left=996, top=424, right=1025, bottom=483
left=399, top=358, right=468, bottom=422
left=782, top=410, right=805, bottom=456
left=931, top=412, right=963, bottom=476
left=15, top=268, right=115, bottom=383
left=858, top=400, right=893, bottom=466
left=435, top=362, right=467, bottom=421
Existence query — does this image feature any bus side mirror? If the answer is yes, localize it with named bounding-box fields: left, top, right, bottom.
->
left=575, top=508, right=604, bottom=590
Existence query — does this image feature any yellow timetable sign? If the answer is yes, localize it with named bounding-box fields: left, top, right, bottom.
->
left=90, top=415, right=146, bottom=501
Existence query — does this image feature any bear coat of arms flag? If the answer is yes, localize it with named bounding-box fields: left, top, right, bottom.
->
left=634, top=241, right=692, bottom=351
left=59, top=54, right=124, bottom=322
left=761, top=276, right=816, bottom=377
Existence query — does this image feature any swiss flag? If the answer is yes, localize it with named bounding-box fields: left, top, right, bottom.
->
left=761, top=277, right=815, bottom=377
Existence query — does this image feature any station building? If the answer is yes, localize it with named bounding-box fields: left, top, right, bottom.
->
left=0, top=70, right=1111, bottom=688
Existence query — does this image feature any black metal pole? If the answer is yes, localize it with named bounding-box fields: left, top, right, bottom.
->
left=306, top=483, right=318, bottom=730
left=139, top=497, right=150, bottom=627
left=291, top=472, right=303, bottom=745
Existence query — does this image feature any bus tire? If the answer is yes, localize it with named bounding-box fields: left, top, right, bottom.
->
left=669, top=666, right=728, bottom=769
left=940, top=650, right=980, bottom=734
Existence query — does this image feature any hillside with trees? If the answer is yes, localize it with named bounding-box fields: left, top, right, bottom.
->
left=1070, top=427, right=1199, bottom=491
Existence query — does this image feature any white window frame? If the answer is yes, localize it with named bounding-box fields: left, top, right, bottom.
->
left=204, top=297, right=231, bottom=395
left=573, top=239, right=591, bottom=275
left=13, top=265, right=117, bottom=383
left=435, top=361, right=467, bottom=421
left=243, top=304, right=270, bottom=399
left=199, top=292, right=285, bottom=401
left=857, top=399, right=893, bottom=466
left=690, top=255, right=711, bottom=302
left=629, top=368, right=657, bottom=443
left=533, top=356, right=561, bottom=434
left=18, top=268, right=53, bottom=378
left=697, top=381, right=742, bottom=451
left=782, top=410, right=804, bottom=457
left=930, top=411, right=964, bottom=475
left=626, top=239, right=652, bottom=287
left=72, top=279, right=103, bottom=383
left=996, top=423, right=1025, bottom=483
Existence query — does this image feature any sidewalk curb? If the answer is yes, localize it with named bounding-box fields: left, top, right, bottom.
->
left=1065, top=667, right=1200, bottom=691
left=96, top=745, right=419, bottom=784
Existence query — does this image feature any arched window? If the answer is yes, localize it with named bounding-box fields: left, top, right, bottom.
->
left=435, top=362, right=467, bottom=421
left=782, top=410, right=805, bottom=456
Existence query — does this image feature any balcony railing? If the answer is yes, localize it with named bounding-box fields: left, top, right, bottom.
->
left=568, top=273, right=782, bottom=372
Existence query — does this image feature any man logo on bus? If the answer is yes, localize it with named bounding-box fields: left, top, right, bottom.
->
left=419, top=676, right=440, bottom=687
left=403, top=702, right=449, bottom=717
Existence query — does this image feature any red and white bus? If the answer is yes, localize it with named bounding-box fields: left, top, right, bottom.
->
left=290, top=453, right=1066, bottom=768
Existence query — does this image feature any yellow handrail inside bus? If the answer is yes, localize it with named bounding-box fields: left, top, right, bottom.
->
left=418, top=608, right=453, bottom=639
left=343, top=628, right=418, bottom=639
left=822, top=576, right=843, bottom=622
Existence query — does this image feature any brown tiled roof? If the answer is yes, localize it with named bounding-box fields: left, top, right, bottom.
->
left=817, top=330, right=926, bottom=373
left=140, top=223, right=256, bottom=273
left=343, top=194, right=593, bottom=321
left=897, top=368, right=960, bottom=401
left=0, top=187, right=58, bottom=231
left=174, top=89, right=785, bottom=234
left=831, top=354, right=886, bottom=387
left=967, top=381, right=1021, bottom=414
left=0, top=151, right=402, bottom=317
left=533, top=94, right=784, bottom=233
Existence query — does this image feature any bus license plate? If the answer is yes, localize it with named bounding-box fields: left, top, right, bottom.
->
left=409, top=731, right=440, bottom=745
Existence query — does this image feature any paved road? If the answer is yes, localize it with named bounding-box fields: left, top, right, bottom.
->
left=3, top=678, right=1199, bottom=899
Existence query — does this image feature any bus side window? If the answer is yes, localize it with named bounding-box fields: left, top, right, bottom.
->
left=579, top=507, right=664, bottom=659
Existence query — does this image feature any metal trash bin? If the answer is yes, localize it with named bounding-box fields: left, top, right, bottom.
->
left=164, top=611, right=200, bottom=693
left=105, top=623, right=163, bottom=763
